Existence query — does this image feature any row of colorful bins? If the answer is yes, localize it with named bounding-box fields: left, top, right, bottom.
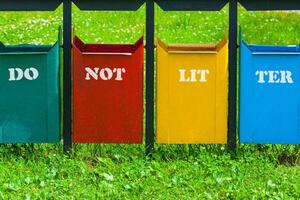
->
left=0, top=31, right=299, bottom=145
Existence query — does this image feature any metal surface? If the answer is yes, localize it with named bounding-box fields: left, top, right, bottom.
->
left=239, top=36, right=300, bottom=144
left=146, top=0, right=155, bottom=156
left=155, top=0, right=228, bottom=11
left=228, top=0, right=237, bottom=150
left=156, top=38, right=228, bottom=144
left=72, top=0, right=145, bottom=11
left=0, top=43, right=61, bottom=143
left=72, top=37, right=144, bottom=144
left=63, top=0, right=72, bottom=152
left=3, top=0, right=299, bottom=150
left=239, top=0, right=300, bottom=11
left=0, top=0, right=62, bottom=11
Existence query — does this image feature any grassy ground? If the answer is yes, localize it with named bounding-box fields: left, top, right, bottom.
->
left=0, top=5, right=299, bottom=199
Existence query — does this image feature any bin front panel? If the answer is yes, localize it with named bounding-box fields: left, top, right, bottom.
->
left=73, top=38, right=144, bottom=144
left=0, top=44, right=60, bottom=143
left=156, top=40, right=228, bottom=144
left=240, top=41, right=300, bottom=144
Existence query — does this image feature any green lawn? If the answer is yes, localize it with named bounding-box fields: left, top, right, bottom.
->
left=0, top=5, right=299, bottom=199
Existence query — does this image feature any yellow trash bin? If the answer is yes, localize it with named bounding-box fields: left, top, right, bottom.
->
left=156, top=36, right=228, bottom=144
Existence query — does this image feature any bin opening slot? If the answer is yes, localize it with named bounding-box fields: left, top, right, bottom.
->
left=0, top=43, right=53, bottom=53
left=73, top=36, right=143, bottom=55
left=242, top=40, right=300, bottom=55
left=157, top=36, right=227, bottom=54
left=167, top=50, right=217, bottom=54
left=249, top=45, right=300, bottom=52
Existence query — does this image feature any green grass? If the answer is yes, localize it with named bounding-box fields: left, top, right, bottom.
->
left=0, top=5, right=300, bottom=199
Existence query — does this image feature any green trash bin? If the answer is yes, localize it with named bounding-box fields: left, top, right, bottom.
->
left=0, top=31, right=61, bottom=143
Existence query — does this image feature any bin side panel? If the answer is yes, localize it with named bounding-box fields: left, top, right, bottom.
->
left=156, top=45, right=170, bottom=142
left=157, top=45, right=227, bottom=144
left=73, top=47, right=143, bottom=144
left=216, top=43, right=228, bottom=143
left=0, top=54, right=54, bottom=143
left=46, top=44, right=61, bottom=142
left=240, top=44, right=300, bottom=144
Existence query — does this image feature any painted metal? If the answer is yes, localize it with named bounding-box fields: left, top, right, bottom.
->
left=72, top=36, right=144, bottom=144
left=0, top=40, right=61, bottom=143
left=156, top=37, right=228, bottom=144
left=239, top=33, right=300, bottom=144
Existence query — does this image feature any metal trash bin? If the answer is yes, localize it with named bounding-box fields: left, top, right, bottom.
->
left=156, top=37, right=228, bottom=144
left=0, top=33, right=61, bottom=143
left=239, top=32, right=300, bottom=144
left=72, top=36, right=144, bottom=144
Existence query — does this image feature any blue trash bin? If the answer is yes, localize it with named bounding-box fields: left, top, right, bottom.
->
left=239, top=31, right=300, bottom=144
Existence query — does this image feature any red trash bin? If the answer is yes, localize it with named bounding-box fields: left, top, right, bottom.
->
left=72, top=36, right=144, bottom=144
